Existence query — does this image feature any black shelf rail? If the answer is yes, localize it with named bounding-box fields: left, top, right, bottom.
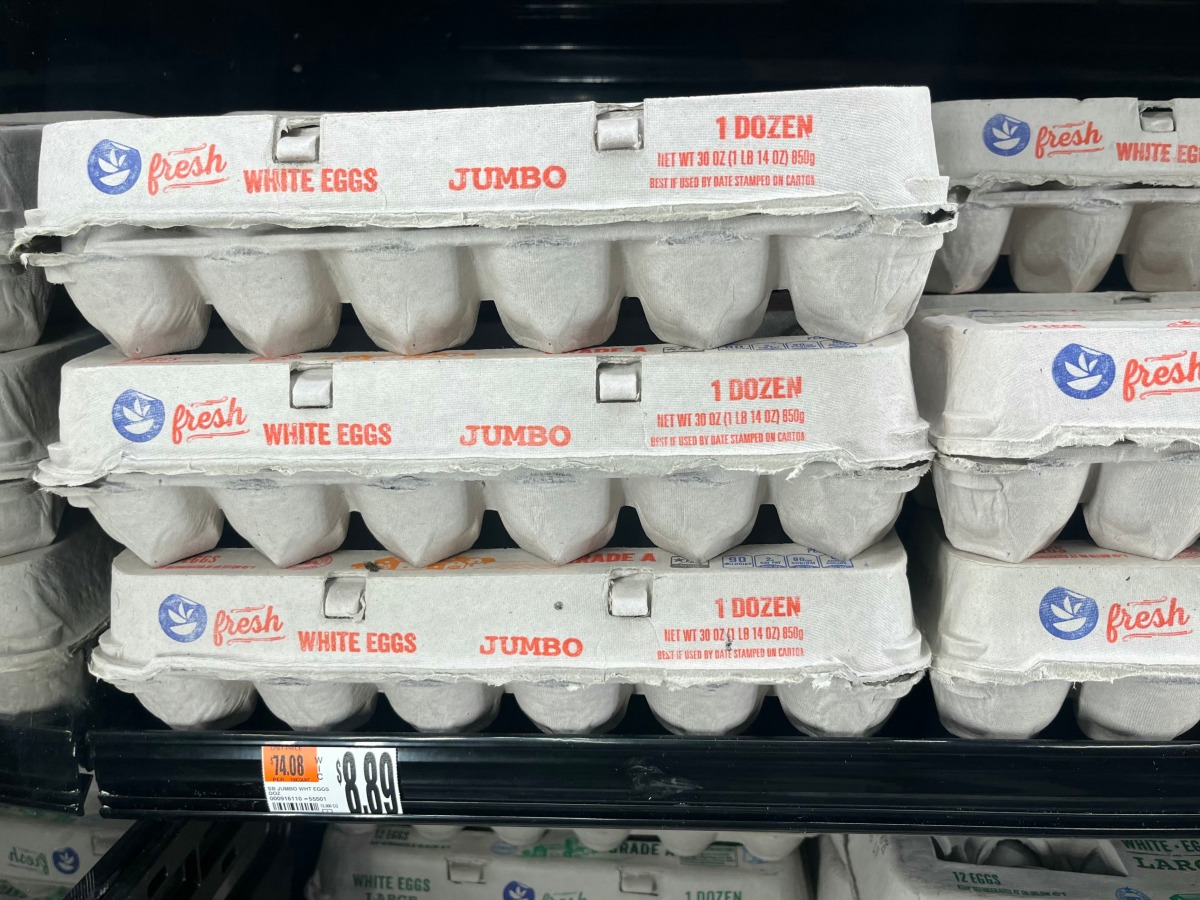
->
left=0, top=711, right=90, bottom=813
left=90, top=691, right=1200, bottom=835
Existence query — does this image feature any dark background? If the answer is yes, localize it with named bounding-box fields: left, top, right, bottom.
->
left=2, top=0, right=1199, bottom=115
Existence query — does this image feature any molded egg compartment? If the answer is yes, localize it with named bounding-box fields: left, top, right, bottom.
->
left=909, top=513, right=1200, bottom=741
left=0, top=259, right=51, bottom=352
left=309, top=826, right=808, bottom=900
left=89, top=534, right=928, bottom=736
left=0, top=321, right=105, bottom=481
left=0, top=516, right=118, bottom=716
left=39, top=328, right=931, bottom=568
left=818, top=833, right=1200, bottom=900
left=933, top=447, right=1200, bottom=563
left=929, top=97, right=1200, bottom=294
left=26, top=210, right=951, bottom=359
left=396, top=824, right=806, bottom=862
left=908, top=291, right=1200, bottom=461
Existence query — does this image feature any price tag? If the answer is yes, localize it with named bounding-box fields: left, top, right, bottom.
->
left=261, top=746, right=403, bottom=815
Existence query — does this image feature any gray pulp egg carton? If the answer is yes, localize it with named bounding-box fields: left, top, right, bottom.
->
left=88, top=536, right=927, bottom=735
left=0, top=112, right=127, bottom=351
left=402, top=824, right=804, bottom=862
left=37, top=331, right=931, bottom=569
left=308, top=827, right=807, bottom=900
left=910, top=515, right=1200, bottom=741
left=928, top=97, right=1200, bottom=294
left=0, top=519, right=117, bottom=716
left=818, top=834, right=1200, bottom=900
left=0, top=800, right=128, bottom=896
left=0, top=324, right=105, bottom=559
left=909, top=292, right=1200, bottom=562
left=16, top=88, right=952, bottom=357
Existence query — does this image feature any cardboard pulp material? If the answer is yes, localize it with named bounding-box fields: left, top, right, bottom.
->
left=0, top=113, right=128, bottom=352
left=929, top=98, right=1200, bottom=293
left=0, top=801, right=129, bottom=899
left=910, top=515, right=1200, bottom=740
left=19, top=88, right=952, bottom=354
left=39, top=332, right=930, bottom=568
left=307, top=826, right=808, bottom=900
left=0, top=478, right=61, bottom=559
left=0, top=324, right=105, bottom=482
left=818, top=834, right=1200, bottom=900
left=0, top=520, right=117, bottom=716
left=89, top=536, right=927, bottom=735
left=405, top=824, right=805, bottom=862
left=0, top=261, right=51, bottom=353
left=910, top=292, right=1200, bottom=561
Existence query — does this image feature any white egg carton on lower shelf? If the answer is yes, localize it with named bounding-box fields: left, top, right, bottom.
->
left=308, top=826, right=808, bottom=900
left=910, top=514, right=1200, bottom=740
left=89, top=536, right=927, bottom=734
left=402, top=824, right=805, bottom=862
left=818, top=833, right=1200, bottom=900
left=0, top=519, right=117, bottom=716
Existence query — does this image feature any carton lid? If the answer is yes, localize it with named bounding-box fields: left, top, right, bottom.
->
left=22, top=88, right=947, bottom=239
left=908, top=292, right=1200, bottom=458
left=934, top=97, right=1200, bottom=189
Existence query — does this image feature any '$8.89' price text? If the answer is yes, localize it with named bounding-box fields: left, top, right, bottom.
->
left=336, top=749, right=400, bottom=815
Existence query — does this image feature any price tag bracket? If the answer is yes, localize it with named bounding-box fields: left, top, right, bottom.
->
left=260, top=745, right=402, bottom=815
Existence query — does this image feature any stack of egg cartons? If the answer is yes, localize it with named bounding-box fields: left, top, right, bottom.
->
left=911, top=98, right=1200, bottom=740
left=0, top=115, right=116, bottom=719
left=19, top=89, right=948, bottom=742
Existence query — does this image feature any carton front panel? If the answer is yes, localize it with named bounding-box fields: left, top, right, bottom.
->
left=56, top=337, right=926, bottom=476
left=934, top=97, right=1200, bottom=183
left=934, top=545, right=1200, bottom=674
left=107, top=543, right=919, bottom=678
left=33, top=89, right=944, bottom=233
left=919, top=315, right=1200, bottom=451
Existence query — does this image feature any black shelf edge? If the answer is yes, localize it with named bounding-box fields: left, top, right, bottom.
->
left=0, top=715, right=90, bottom=814
left=90, top=730, right=1200, bottom=835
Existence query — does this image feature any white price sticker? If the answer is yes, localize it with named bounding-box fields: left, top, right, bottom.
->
left=261, top=746, right=403, bottom=815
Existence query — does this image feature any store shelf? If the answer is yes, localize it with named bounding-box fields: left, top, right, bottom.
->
left=89, top=683, right=1200, bottom=835
left=0, top=708, right=91, bottom=813
left=66, top=818, right=292, bottom=900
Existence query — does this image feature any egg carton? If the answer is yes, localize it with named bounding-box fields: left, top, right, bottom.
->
left=309, top=826, right=807, bottom=900
left=38, top=331, right=930, bottom=568
left=910, top=291, right=1200, bottom=561
left=910, top=514, right=1200, bottom=740
left=89, top=536, right=927, bottom=735
left=0, top=323, right=104, bottom=481
left=0, top=113, right=128, bottom=353
left=0, top=519, right=117, bottom=716
left=0, top=478, right=61, bottom=560
left=0, top=261, right=51, bottom=353
left=400, top=824, right=805, bottom=862
left=818, top=833, right=1200, bottom=900
left=0, top=797, right=128, bottom=893
left=17, top=88, right=951, bottom=356
left=928, top=97, right=1200, bottom=294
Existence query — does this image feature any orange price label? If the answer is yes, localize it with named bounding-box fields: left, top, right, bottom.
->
left=261, top=746, right=319, bottom=784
